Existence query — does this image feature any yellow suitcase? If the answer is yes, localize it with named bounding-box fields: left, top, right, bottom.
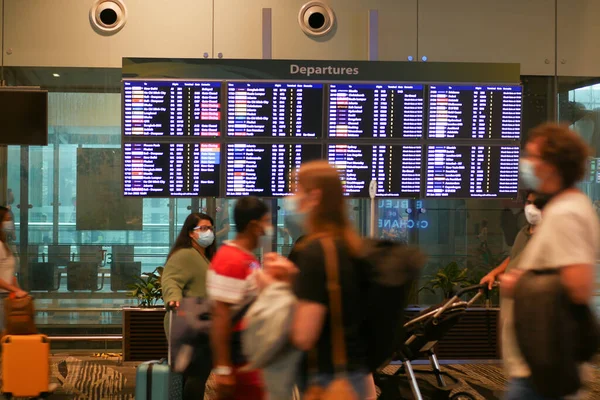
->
left=1, top=334, right=51, bottom=398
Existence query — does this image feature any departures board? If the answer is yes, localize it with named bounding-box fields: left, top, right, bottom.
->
left=227, top=82, right=323, bottom=138
left=123, top=80, right=221, bottom=137
left=428, top=85, right=522, bottom=140
left=122, top=79, right=523, bottom=199
left=327, top=144, right=422, bottom=197
left=225, top=143, right=322, bottom=197
left=123, top=142, right=221, bottom=197
left=328, top=84, right=425, bottom=139
left=425, top=145, right=520, bottom=198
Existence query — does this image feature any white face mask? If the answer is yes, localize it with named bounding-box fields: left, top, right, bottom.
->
left=524, top=204, right=542, bottom=225
left=263, top=225, right=274, bottom=238
left=2, top=221, right=14, bottom=232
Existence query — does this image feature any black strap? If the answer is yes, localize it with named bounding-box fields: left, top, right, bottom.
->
left=231, top=301, right=252, bottom=325
left=146, top=363, right=153, bottom=400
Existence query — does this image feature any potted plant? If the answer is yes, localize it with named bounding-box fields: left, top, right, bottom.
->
left=415, top=260, right=501, bottom=360
left=128, top=267, right=164, bottom=307
left=418, top=261, right=471, bottom=300
left=122, top=267, right=168, bottom=361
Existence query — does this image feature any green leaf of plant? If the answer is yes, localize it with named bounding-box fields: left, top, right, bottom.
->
left=418, top=286, right=435, bottom=294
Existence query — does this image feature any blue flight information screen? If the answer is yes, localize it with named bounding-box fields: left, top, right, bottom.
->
left=327, top=144, right=422, bottom=197
left=428, top=85, right=522, bottom=140
left=123, top=80, right=221, bottom=137
left=328, top=84, right=424, bottom=139
left=425, top=145, right=520, bottom=198
left=227, top=82, right=323, bottom=138
left=225, top=143, right=322, bottom=197
left=123, top=142, right=221, bottom=197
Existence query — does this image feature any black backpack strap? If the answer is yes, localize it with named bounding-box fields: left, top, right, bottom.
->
left=231, top=301, right=253, bottom=324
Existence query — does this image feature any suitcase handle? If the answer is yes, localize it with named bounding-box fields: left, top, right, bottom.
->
left=168, top=309, right=173, bottom=367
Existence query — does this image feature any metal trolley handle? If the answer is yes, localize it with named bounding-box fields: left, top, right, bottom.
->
left=431, top=282, right=498, bottom=325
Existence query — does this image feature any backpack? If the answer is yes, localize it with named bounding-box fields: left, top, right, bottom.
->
left=359, top=238, right=426, bottom=372
left=4, top=295, right=37, bottom=335
left=242, top=282, right=303, bottom=399
left=169, top=298, right=251, bottom=373
left=514, top=269, right=600, bottom=397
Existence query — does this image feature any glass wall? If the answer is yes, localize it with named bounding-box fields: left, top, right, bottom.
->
left=412, top=75, right=555, bottom=305
left=557, top=77, right=600, bottom=309
left=2, top=69, right=562, bottom=337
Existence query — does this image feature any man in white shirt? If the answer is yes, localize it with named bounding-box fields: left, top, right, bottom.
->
left=502, top=123, right=599, bottom=399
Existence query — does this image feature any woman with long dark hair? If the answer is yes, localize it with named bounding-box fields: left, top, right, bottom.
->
left=162, top=212, right=216, bottom=400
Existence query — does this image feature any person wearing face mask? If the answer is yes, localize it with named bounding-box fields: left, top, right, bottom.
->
left=501, top=123, right=600, bottom=399
left=162, top=212, right=216, bottom=400
left=207, top=196, right=271, bottom=400
left=480, top=190, right=542, bottom=290
left=0, top=207, right=27, bottom=333
left=263, top=161, right=371, bottom=399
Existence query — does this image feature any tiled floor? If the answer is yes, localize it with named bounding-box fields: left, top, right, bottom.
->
left=1, top=354, right=598, bottom=399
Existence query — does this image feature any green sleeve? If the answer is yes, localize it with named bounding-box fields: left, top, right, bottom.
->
left=161, top=251, right=193, bottom=304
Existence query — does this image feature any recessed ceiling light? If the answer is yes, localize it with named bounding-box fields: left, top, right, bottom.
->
left=52, top=73, right=60, bottom=77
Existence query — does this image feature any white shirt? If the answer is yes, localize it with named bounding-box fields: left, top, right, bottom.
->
left=0, top=243, right=15, bottom=293
left=502, top=191, right=600, bottom=388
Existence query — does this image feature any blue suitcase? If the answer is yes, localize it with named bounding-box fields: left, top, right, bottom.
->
left=135, top=311, right=183, bottom=400
left=135, top=359, right=183, bottom=400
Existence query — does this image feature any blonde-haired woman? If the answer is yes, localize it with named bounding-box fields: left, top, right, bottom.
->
left=265, top=161, right=372, bottom=398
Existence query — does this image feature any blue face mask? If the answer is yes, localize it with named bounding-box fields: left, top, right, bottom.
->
left=196, top=230, right=215, bottom=248
left=284, top=196, right=308, bottom=225
left=520, top=159, right=540, bottom=190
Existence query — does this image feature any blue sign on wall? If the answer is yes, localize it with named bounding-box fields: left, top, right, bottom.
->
left=378, top=199, right=429, bottom=241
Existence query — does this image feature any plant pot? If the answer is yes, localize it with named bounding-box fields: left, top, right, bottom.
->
left=122, top=306, right=167, bottom=362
